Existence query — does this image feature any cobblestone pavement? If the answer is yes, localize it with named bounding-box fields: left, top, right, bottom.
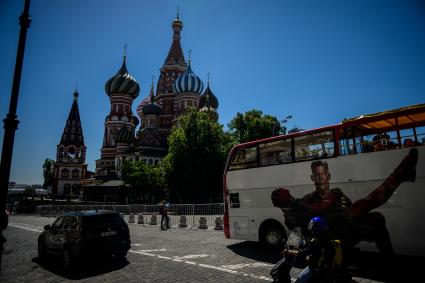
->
left=0, top=215, right=414, bottom=282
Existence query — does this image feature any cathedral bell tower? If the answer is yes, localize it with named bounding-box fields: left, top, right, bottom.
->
left=53, top=90, right=87, bottom=196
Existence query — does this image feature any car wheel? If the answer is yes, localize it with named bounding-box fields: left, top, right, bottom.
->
left=38, top=241, right=46, bottom=260
left=62, top=247, right=74, bottom=270
left=261, top=225, right=285, bottom=248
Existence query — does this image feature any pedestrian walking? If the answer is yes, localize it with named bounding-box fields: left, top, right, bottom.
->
left=159, top=201, right=169, bottom=230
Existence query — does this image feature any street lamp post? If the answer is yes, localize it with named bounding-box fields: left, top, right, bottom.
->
left=0, top=0, right=31, bottom=270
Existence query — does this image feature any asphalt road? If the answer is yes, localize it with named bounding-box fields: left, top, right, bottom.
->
left=1, top=215, right=416, bottom=282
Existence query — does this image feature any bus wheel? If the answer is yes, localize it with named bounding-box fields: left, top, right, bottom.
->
left=260, top=224, right=285, bottom=248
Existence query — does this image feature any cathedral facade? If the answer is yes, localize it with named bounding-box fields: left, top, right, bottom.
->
left=95, top=14, right=219, bottom=179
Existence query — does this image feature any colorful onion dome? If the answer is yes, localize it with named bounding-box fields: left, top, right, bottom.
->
left=142, top=103, right=161, bottom=115
left=105, top=56, right=140, bottom=98
left=137, top=95, right=151, bottom=118
left=173, top=60, right=204, bottom=94
left=142, top=83, right=161, bottom=115
left=115, top=126, right=134, bottom=144
left=199, top=82, right=218, bottom=109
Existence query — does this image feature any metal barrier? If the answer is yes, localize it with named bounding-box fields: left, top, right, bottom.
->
left=36, top=203, right=224, bottom=228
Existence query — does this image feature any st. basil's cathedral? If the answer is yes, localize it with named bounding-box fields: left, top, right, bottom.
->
left=53, top=14, right=219, bottom=196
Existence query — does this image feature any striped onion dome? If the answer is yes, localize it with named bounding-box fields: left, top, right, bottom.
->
left=137, top=95, right=151, bottom=118
left=173, top=61, right=204, bottom=94
left=142, top=103, right=161, bottom=115
left=105, top=57, right=140, bottom=98
left=141, top=83, right=161, bottom=116
left=199, top=83, right=218, bottom=109
left=115, top=126, right=134, bottom=144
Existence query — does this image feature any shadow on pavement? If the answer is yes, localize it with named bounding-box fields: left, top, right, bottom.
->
left=32, top=256, right=129, bottom=280
left=228, top=242, right=424, bottom=283
left=349, top=250, right=425, bottom=283
left=227, top=241, right=281, bottom=264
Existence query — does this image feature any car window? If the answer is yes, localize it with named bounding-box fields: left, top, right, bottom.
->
left=82, top=214, right=125, bottom=231
left=51, top=216, right=63, bottom=229
left=61, top=216, right=77, bottom=229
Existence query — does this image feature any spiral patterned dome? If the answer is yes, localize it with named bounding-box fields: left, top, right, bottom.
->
left=173, top=61, right=204, bottom=94
left=199, top=83, right=218, bottom=109
left=115, top=127, right=134, bottom=144
left=137, top=95, right=151, bottom=118
left=105, top=58, right=140, bottom=98
left=142, top=103, right=161, bottom=115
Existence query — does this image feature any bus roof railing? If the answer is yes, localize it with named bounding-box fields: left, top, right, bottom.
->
left=341, top=103, right=425, bottom=131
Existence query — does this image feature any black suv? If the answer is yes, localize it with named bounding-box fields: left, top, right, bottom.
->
left=38, top=210, right=130, bottom=269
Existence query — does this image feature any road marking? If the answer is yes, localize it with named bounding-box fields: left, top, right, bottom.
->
left=131, top=247, right=169, bottom=252
left=129, top=249, right=272, bottom=281
left=9, top=224, right=42, bottom=233
left=221, top=262, right=274, bottom=269
left=174, top=254, right=209, bottom=259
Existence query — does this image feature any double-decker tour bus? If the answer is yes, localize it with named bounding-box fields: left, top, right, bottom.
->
left=223, top=103, right=425, bottom=256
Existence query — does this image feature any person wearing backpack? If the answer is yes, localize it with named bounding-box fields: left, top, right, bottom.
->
left=295, top=217, right=343, bottom=283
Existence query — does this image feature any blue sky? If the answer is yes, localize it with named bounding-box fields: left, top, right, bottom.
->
left=1, top=0, right=424, bottom=185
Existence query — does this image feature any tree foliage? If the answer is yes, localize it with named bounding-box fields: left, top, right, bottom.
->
left=228, top=109, right=282, bottom=143
left=42, top=158, right=55, bottom=188
left=288, top=126, right=304, bottom=134
left=162, top=108, right=232, bottom=203
left=121, top=160, right=166, bottom=203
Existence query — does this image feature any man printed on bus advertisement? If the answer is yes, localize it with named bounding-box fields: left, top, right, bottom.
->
left=271, top=148, right=419, bottom=255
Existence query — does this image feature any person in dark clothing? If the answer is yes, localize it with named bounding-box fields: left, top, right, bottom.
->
left=159, top=201, right=169, bottom=230
left=271, top=148, right=418, bottom=255
left=295, top=217, right=343, bottom=283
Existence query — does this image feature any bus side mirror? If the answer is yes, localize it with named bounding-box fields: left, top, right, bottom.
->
left=44, top=224, right=51, bottom=231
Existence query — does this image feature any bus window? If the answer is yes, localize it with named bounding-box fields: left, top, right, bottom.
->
left=228, top=146, right=258, bottom=170
left=340, top=137, right=362, bottom=155
left=294, top=131, right=334, bottom=161
left=229, top=193, right=240, bottom=208
left=361, top=134, right=374, bottom=153
left=416, top=126, right=425, bottom=145
left=259, top=139, right=292, bottom=166
left=383, top=131, right=399, bottom=149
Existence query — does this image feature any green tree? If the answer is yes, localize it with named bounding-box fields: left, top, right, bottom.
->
left=42, top=158, right=55, bottom=188
left=288, top=126, right=304, bottom=134
left=163, top=108, right=232, bottom=203
left=228, top=109, right=282, bottom=143
left=121, top=160, right=166, bottom=203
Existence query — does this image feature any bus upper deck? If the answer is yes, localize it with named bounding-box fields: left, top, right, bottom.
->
left=226, top=103, right=425, bottom=171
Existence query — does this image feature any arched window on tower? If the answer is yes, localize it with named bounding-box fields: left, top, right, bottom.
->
left=68, top=147, right=76, bottom=159
left=72, top=169, right=79, bottom=179
left=62, top=169, right=69, bottom=178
